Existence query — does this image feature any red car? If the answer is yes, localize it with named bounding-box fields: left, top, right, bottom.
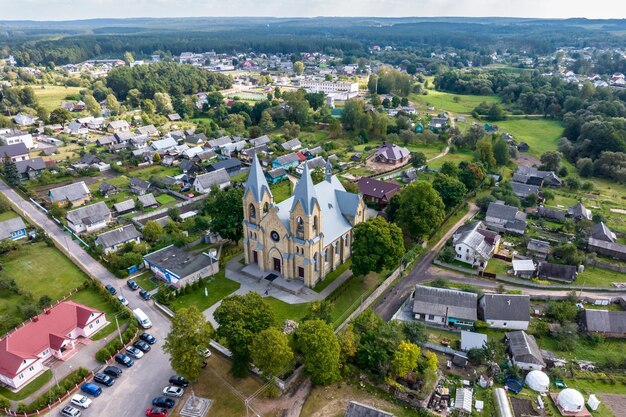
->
left=146, top=407, right=168, bottom=417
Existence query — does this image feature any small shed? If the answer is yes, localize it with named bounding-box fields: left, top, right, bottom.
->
left=454, top=388, right=473, bottom=414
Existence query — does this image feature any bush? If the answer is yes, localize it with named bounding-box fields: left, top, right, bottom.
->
left=0, top=396, right=9, bottom=410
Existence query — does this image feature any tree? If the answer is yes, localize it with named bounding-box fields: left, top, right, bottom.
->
left=304, top=300, right=334, bottom=324
left=250, top=328, right=293, bottom=377
left=329, top=118, right=342, bottom=138
left=105, top=94, right=121, bottom=116
left=126, top=89, right=142, bottom=108
left=154, top=92, right=174, bottom=115
left=352, top=217, right=405, bottom=276
left=545, top=301, right=578, bottom=325
left=84, top=95, right=102, bottom=117
left=540, top=151, right=561, bottom=171
left=493, top=138, right=510, bottom=166
left=410, top=152, right=427, bottom=168
left=282, top=121, right=301, bottom=139
left=293, top=61, right=305, bottom=75
left=214, top=293, right=275, bottom=376
left=296, top=319, right=341, bottom=385
left=475, top=139, right=496, bottom=169
left=152, top=152, right=162, bottom=163
left=163, top=306, right=213, bottom=381
left=143, top=220, right=164, bottom=242
left=311, top=167, right=325, bottom=184
left=49, top=108, right=72, bottom=125
left=259, top=110, right=275, bottom=132
left=459, top=163, right=485, bottom=190
left=440, top=161, right=460, bottom=178
left=203, top=187, right=244, bottom=242
left=2, top=156, right=20, bottom=186
left=391, top=340, right=420, bottom=378
left=432, top=174, right=467, bottom=209
left=402, top=321, right=428, bottom=345
left=396, top=181, right=445, bottom=239
left=123, top=51, right=135, bottom=65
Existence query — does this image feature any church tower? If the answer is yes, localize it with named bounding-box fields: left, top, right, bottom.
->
left=290, top=163, right=321, bottom=241
left=243, top=154, right=273, bottom=225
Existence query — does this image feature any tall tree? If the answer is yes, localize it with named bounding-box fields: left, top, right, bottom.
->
left=259, top=110, right=275, bottom=132
left=49, top=108, right=72, bottom=125
left=540, top=151, right=561, bottom=171
left=2, top=156, right=20, bottom=186
left=296, top=319, right=341, bottom=385
left=214, top=293, right=275, bottom=376
left=396, top=181, right=445, bottom=239
left=143, top=220, right=164, bottom=242
left=163, top=306, right=213, bottom=381
left=293, top=61, right=305, bottom=75
left=352, top=217, right=405, bottom=276
left=493, top=138, right=510, bottom=166
left=83, top=95, right=102, bottom=117
left=203, top=187, right=244, bottom=242
left=391, top=340, right=421, bottom=378
left=250, top=328, right=293, bottom=378
left=410, top=152, right=427, bottom=168
left=432, top=174, right=467, bottom=209
left=105, top=94, right=121, bottom=116
left=475, top=139, right=496, bottom=169
left=154, top=92, right=174, bottom=115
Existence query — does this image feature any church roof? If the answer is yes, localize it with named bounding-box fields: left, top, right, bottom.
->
left=291, top=163, right=319, bottom=216
left=244, top=154, right=271, bottom=203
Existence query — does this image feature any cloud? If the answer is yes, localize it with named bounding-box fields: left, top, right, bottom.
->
left=1, top=0, right=624, bottom=20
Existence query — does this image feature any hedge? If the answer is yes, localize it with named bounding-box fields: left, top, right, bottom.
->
left=16, top=367, right=89, bottom=414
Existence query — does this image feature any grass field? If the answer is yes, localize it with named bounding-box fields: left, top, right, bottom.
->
left=484, top=258, right=512, bottom=276
left=69, top=286, right=128, bottom=340
left=33, top=85, right=83, bottom=112
left=170, top=271, right=240, bottom=312
left=495, top=119, right=564, bottom=158
left=428, top=149, right=474, bottom=170
left=410, top=90, right=500, bottom=114
left=576, top=265, right=626, bottom=287
left=155, top=194, right=177, bottom=205
left=270, top=180, right=292, bottom=203
left=312, top=259, right=351, bottom=293
left=132, top=165, right=181, bottom=181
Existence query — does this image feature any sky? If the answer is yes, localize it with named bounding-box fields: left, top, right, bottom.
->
left=1, top=0, right=625, bottom=21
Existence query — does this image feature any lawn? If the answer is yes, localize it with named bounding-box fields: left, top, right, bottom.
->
left=155, top=193, right=177, bottom=205
left=33, top=85, right=83, bottom=112
left=534, top=331, right=626, bottom=366
left=410, top=90, right=500, bottom=114
left=495, top=119, right=564, bottom=158
left=427, top=149, right=474, bottom=170
left=69, top=286, right=128, bottom=341
left=484, top=258, right=512, bottom=276
left=131, top=165, right=181, bottom=181
left=0, top=210, right=18, bottom=221
left=270, top=180, right=292, bottom=203
left=427, top=204, right=470, bottom=249
left=264, top=297, right=311, bottom=325
left=132, top=271, right=158, bottom=291
left=312, top=259, right=352, bottom=293
left=170, top=271, right=241, bottom=312
left=0, top=370, right=52, bottom=401
left=576, top=265, right=626, bottom=287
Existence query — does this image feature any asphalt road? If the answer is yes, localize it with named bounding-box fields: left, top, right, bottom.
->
left=0, top=180, right=176, bottom=416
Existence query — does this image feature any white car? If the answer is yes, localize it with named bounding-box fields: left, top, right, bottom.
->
left=163, top=385, right=184, bottom=398
left=70, top=394, right=92, bottom=409
left=117, top=296, right=129, bottom=306
left=202, top=348, right=211, bottom=358
left=125, top=346, right=143, bottom=359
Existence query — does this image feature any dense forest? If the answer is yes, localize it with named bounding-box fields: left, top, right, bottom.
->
left=2, top=17, right=626, bottom=66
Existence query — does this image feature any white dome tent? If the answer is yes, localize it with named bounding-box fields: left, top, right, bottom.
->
left=557, top=389, right=585, bottom=413
left=525, top=370, right=550, bottom=393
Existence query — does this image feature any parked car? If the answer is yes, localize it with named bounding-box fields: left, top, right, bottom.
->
left=114, top=353, right=134, bottom=367
left=127, top=279, right=139, bottom=290
left=70, top=394, right=92, bottom=409
left=126, top=346, right=144, bottom=359
left=60, top=406, right=82, bottom=417
left=93, top=372, right=115, bottom=387
left=162, top=386, right=184, bottom=398
left=103, top=365, right=122, bottom=378
left=152, top=397, right=175, bottom=409
left=140, top=332, right=157, bottom=344
left=139, top=289, right=151, bottom=300
left=80, top=383, right=102, bottom=397
left=146, top=407, right=168, bottom=417
left=117, top=295, right=129, bottom=306
left=168, top=375, right=189, bottom=387
left=201, top=348, right=211, bottom=358
left=186, top=193, right=194, bottom=198
left=105, top=284, right=117, bottom=295
left=133, top=340, right=151, bottom=352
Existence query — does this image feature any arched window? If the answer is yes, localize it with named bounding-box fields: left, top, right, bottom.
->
left=313, top=252, right=318, bottom=272
left=249, top=204, right=256, bottom=219
left=296, top=216, right=304, bottom=236
left=313, top=216, right=319, bottom=234
left=263, top=202, right=269, bottom=213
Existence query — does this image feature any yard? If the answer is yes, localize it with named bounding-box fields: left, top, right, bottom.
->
left=270, top=179, right=292, bottom=203
left=132, top=271, right=158, bottom=291
left=427, top=149, right=474, bottom=170
left=495, top=119, right=564, bottom=159
left=170, top=271, right=241, bottom=312
left=131, top=164, right=181, bottom=181
left=69, top=286, right=129, bottom=340
left=155, top=193, right=178, bottom=205
left=410, top=90, right=500, bottom=114
left=575, top=265, right=626, bottom=287
left=484, top=258, right=512, bottom=276
left=33, top=85, right=83, bottom=112
left=0, top=370, right=52, bottom=401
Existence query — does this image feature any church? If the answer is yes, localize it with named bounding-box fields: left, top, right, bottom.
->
left=242, top=155, right=365, bottom=288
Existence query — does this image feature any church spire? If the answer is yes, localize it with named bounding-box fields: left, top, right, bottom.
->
left=244, top=154, right=271, bottom=203
left=291, top=162, right=318, bottom=216
left=325, top=158, right=333, bottom=183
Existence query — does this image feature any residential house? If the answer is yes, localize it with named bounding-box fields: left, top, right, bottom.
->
left=0, top=217, right=27, bottom=241
left=513, top=166, right=562, bottom=188
left=179, top=159, right=202, bottom=176
left=138, top=193, right=158, bottom=208
left=536, top=261, right=577, bottom=283
left=87, top=117, right=106, bottom=130
left=510, top=182, right=540, bottom=199
left=150, top=137, right=178, bottom=153
left=587, top=238, right=626, bottom=261
left=0, top=301, right=107, bottom=390
left=578, top=309, right=626, bottom=338
left=272, top=152, right=304, bottom=169
left=451, top=221, right=501, bottom=268
left=429, top=117, right=448, bottom=131
left=106, top=120, right=130, bottom=134
left=95, top=224, right=142, bottom=254
left=527, top=238, right=550, bottom=260
left=512, top=259, right=536, bottom=279
left=13, top=113, right=38, bottom=127
left=412, top=285, right=477, bottom=329
left=167, top=113, right=182, bottom=122
left=96, top=135, right=116, bottom=147
left=460, top=331, right=487, bottom=352
left=241, top=144, right=269, bottom=162
left=129, top=177, right=151, bottom=195
left=193, top=169, right=231, bottom=194
left=207, top=158, right=242, bottom=175
left=114, top=131, right=133, bottom=144
left=130, top=135, right=148, bottom=150
left=65, top=202, right=112, bottom=234
left=485, top=202, right=527, bottom=235
left=48, top=181, right=91, bottom=207
left=0, top=130, right=35, bottom=149
left=249, top=135, right=271, bottom=147
left=373, top=142, right=410, bottom=165
left=568, top=203, right=592, bottom=221
left=0, top=143, right=30, bottom=162
left=357, top=178, right=402, bottom=208
left=478, top=294, right=530, bottom=330
left=143, top=244, right=219, bottom=287
left=266, top=168, right=287, bottom=184
left=113, top=199, right=136, bottom=214
left=296, top=156, right=326, bottom=175
left=591, top=222, right=616, bottom=243
left=281, top=138, right=302, bottom=152
left=206, top=136, right=232, bottom=150
left=136, top=124, right=158, bottom=137
left=66, top=121, right=88, bottom=135
left=98, top=182, right=117, bottom=198
left=344, top=401, right=395, bottom=417
left=220, top=139, right=247, bottom=156
left=193, top=150, right=218, bottom=165
left=15, top=158, right=45, bottom=180
left=505, top=331, right=545, bottom=370
left=184, top=133, right=207, bottom=146
left=537, top=206, right=566, bottom=222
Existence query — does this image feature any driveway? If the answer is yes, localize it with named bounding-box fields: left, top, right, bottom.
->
left=0, top=179, right=175, bottom=416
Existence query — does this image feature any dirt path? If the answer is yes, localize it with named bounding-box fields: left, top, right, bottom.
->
left=252, top=379, right=312, bottom=417
left=427, top=112, right=455, bottom=163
